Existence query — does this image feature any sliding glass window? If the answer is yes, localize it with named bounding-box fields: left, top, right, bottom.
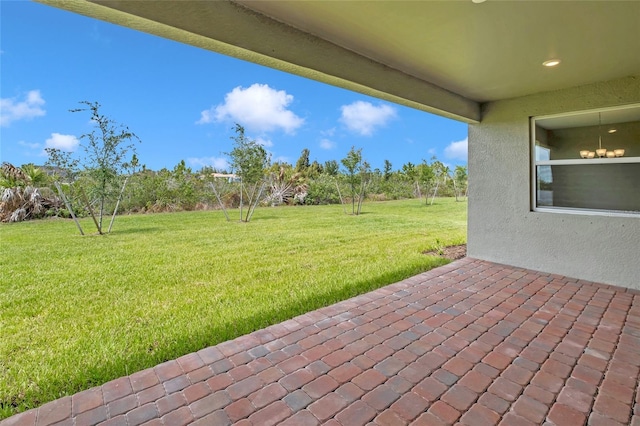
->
left=531, top=104, right=640, bottom=216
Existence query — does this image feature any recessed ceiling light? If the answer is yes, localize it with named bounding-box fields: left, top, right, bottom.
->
left=543, top=59, right=561, bottom=67
left=472, top=0, right=486, bottom=3
left=608, top=128, right=617, bottom=133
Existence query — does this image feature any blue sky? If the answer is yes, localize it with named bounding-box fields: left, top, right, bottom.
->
left=1, top=1, right=468, bottom=173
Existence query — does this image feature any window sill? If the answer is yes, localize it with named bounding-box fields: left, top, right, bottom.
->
left=536, top=156, right=640, bottom=166
left=534, top=206, right=640, bottom=218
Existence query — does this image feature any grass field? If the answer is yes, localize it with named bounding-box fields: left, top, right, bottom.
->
left=0, top=198, right=466, bottom=418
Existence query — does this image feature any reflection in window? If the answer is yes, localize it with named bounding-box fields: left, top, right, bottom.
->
left=535, top=145, right=550, bottom=161
left=536, top=165, right=553, bottom=206
left=536, top=164, right=639, bottom=212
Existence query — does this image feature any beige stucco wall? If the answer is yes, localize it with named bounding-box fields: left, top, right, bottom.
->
left=468, top=75, right=640, bottom=289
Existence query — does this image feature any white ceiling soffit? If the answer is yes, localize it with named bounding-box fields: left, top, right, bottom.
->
left=37, top=1, right=640, bottom=124
left=36, top=0, right=479, bottom=123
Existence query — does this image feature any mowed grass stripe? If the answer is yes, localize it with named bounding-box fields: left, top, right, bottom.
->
left=0, top=198, right=466, bottom=418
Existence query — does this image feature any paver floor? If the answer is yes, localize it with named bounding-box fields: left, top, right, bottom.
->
left=2, top=258, right=640, bottom=426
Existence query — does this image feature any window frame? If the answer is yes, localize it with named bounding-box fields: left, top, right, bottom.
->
left=530, top=105, right=640, bottom=218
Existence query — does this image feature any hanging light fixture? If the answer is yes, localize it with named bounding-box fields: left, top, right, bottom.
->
left=579, top=112, right=624, bottom=158
left=595, top=112, right=607, bottom=157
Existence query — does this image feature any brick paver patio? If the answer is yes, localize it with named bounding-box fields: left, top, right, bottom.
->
left=2, top=258, right=639, bottom=426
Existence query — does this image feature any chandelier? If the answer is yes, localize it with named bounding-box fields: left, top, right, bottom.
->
left=580, top=112, right=624, bottom=158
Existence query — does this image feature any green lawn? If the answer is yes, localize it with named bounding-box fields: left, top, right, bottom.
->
left=0, top=198, right=466, bottom=418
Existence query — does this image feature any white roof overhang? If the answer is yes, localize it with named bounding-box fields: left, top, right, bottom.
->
left=36, top=1, right=640, bottom=125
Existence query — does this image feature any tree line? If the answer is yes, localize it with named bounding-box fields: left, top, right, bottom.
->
left=0, top=103, right=467, bottom=228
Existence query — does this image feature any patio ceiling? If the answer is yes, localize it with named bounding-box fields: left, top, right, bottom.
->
left=37, top=1, right=640, bottom=124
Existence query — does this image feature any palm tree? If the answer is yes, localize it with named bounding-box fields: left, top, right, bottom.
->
left=0, top=162, right=60, bottom=222
left=266, top=164, right=308, bottom=206
left=21, top=163, right=48, bottom=187
left=0, top=162, right=28, bottom=187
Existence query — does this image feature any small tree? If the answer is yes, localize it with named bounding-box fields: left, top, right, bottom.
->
left=45, top=146, right=80, bottom=184
left=453, top=165, right=468, bottom=201
left=47, top=101, right=140, bottom=234
left=429, top=160, right=448, bottom=205
left=44, top=149, right=85, bottom=233
left=357, top=160, right=371, bottom=215
left=383, top=159, right=393, bottom=181
left=340, top=146, right=369, bottom=215
left=416, top=161, right=435, bottom=204
left=227, top=124, right=269, bottom=221
left=169, top=160, right=197, bottom=209
left=78, top=101, right=139, bottom=233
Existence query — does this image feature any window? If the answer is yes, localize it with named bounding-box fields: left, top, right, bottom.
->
left=531, top=104, right=640, bottom=216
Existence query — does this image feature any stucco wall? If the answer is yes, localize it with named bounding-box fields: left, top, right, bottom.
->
left=468, top=75, right=640, bottom=289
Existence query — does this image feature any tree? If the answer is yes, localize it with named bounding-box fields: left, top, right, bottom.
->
left=0, top=162, right=60, bottom=222
left=169, top=160, right=197, bottom=209
left=416, top=161, right=435, bottom=203
left=453, top=165, right=468, bottom=201
left=294, top=148, right=311, bottom=174
left=399, top=161, right=429, bottom=198
left=47, top=101, right=140, bottom=234
left=308, top=160, right=323, bottom=178
left=323, top=160, right=339, bottom=176
left=45, top=147, right=80, bottom=183
left=357, top=160, right=371, bottom=215
left=0, top=162, right=28, bottom=189
left=429, top=160, right=448, bottom=205
left=226, top=124, right=269, bottom=221
left=21, top=164, right=49, bottom=187
left=340, top=146, right=369, bottom=215
left=401, top=162, right=417, bottom=182
left=266, top=163, right=307, bottom=206
left=383, top=159, right=393, bottom=181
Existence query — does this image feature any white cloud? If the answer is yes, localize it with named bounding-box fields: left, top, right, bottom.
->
left=255, top=137, right=273, bottom=148
left=45, top=133, right=80, bottom=152
left=319, top=139, right=336, bottom=150
left=187, top=156, right=229, bottom=171
left=198, top=83, right=304, bottom=134
left=321, top=127, right=336, bottom=137
left=339, top=101, right=396, bottom=136
left=0, top=90, right=46, bottom=127
left=444, top=137, right=468, bottom=162
left=197, top=110, right=213, bottom=125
